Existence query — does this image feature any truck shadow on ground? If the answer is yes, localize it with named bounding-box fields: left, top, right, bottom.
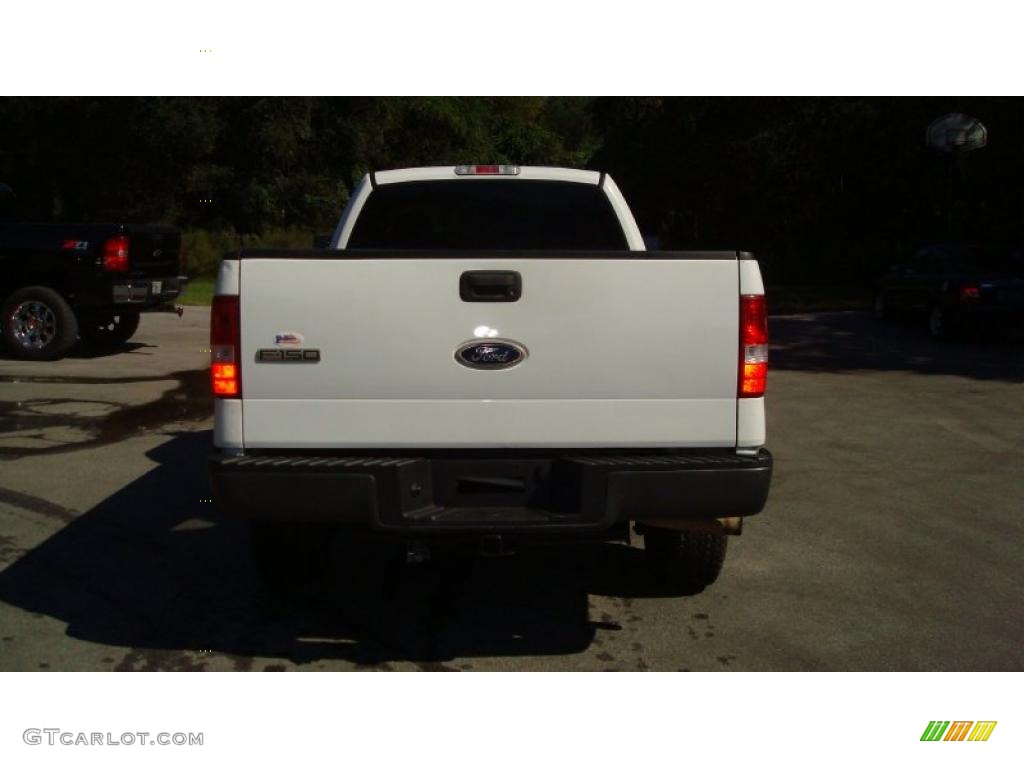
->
left=0, top=430, right=675, bottom=669
left=0, top=369, right=212, bottom=459
left=770, top=311, right=1024, bottom=382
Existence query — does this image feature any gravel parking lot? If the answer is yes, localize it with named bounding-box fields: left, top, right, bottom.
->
left=0, top=308, right=1021, bottom=671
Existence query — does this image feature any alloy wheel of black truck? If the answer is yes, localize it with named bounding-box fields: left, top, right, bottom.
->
left=643, top=528, right=729, bottom=591
left=1, top=285, right=79, bottom=361
left=79, top=310, right=141, bottom=347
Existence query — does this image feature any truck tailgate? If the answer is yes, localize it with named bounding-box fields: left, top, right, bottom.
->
left=123, top=225, right=181, bottom=277
left=238, top=254, right=740, bottom=449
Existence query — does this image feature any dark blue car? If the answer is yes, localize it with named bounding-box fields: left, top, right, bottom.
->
left=874, top=243, right=1024, bottom=339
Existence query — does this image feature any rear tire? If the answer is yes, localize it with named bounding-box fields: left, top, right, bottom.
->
left=1, top=286, right=79, bottom=360
left=79, top=310, right=141, bottom=346
left=643, top=528, right=728, bottom=591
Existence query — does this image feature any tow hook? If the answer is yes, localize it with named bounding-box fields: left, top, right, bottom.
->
left=153, top=304, right=186, bottom=316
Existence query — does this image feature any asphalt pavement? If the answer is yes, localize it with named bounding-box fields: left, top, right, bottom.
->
left=0, top=308, right=1021, bottom=671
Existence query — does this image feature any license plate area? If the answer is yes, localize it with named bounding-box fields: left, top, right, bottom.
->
left=375, top=457, right=610, bottom=531
left=435, top=459, right=547, bottom=509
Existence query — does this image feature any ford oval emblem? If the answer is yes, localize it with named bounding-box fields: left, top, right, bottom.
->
left=455, top=339, right=528, bottom=370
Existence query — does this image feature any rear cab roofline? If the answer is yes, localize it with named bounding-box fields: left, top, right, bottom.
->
left=375, top=166, right=602, bottom=185
left=330, top=166, right=644, bottom=251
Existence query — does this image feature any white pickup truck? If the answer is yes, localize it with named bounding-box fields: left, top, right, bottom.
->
left=208, top=165, right=772, bottom=591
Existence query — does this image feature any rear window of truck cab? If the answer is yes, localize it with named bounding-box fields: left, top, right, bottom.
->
left=347, top=180, right=629, bottom=251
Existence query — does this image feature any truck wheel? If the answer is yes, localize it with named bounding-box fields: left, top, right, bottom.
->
left=79, top=311, right=141, bottom=346
left=248, top=521, right=332, bottom=592
left=643, top=528, right=728, bottom=591
left=1, top=286, right=79, bottom=361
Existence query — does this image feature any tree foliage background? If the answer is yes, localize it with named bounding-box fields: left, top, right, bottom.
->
left=2, top=96, right=1023, bottom=282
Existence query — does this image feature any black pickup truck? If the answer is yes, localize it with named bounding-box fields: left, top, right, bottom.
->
left=0, top=219, right=187, bottom=361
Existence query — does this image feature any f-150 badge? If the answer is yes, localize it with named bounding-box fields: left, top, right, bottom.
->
left=257, top=349, right=320, bottom=362
left=455, top=340, right=527, bottom=370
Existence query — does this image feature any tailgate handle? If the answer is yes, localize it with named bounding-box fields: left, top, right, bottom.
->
left=460, top=271, right=521, bottom=302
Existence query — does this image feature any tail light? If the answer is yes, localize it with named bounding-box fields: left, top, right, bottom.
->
left=211, top=295, right=240, bottom=397
left=959, top=283, right=980, bottom=301
left=102, top=235, right=130, bottom=272
left=739, top=294, right=768, bottom=397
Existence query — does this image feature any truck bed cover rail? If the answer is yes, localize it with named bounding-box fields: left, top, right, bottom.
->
left=224, top=248, right=756, bottom=261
